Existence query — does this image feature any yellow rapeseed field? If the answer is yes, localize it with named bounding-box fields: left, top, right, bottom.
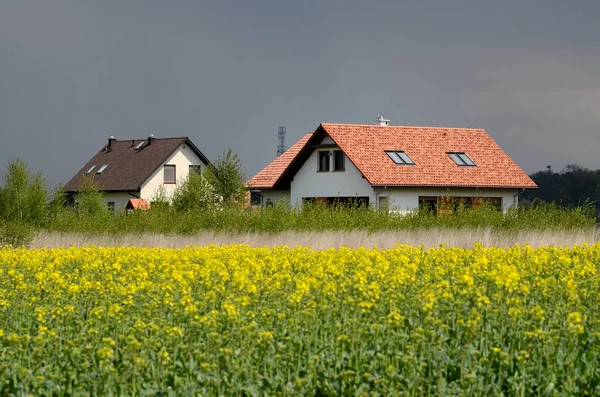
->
left=1, top=244, right=600, bottom=395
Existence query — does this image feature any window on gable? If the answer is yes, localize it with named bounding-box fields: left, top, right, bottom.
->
left=164, top=165, right=176, bottom=184
left=96, top=164, right=108, bottom=174
left=448, top=152, right=476, bottom=166
left=333, top=150, right=345, bottom=171
left=86, top=165, right=97, bottom=174
left=385, top=151, right=415, bottom=165
left=318, top=151, right=330, bottom=172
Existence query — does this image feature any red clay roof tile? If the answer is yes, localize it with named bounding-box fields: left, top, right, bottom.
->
left=322, top=123, right=537, bottom=188
left=248, top=123, right=536, bottom=189
left=247, top=132, right=313, bottom=189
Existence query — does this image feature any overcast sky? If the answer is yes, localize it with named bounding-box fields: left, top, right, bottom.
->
left=1, top=0, right=599, bottom=187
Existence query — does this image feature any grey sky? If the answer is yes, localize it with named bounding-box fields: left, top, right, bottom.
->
left=1, top=0, right=599, bottom=188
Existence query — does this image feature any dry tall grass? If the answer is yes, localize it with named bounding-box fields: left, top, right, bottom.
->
left=31, top=228, right=600, bottom=250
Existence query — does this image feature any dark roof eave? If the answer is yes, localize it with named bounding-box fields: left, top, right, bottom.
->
left=184, top=137, right=212, bottom=166
left=65, top=188, right=142, bottom=193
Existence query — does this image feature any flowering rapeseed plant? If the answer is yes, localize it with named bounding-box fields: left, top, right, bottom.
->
left=1, top=244, right=600, bottom=395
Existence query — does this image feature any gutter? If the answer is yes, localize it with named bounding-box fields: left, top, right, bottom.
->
left=513, top=188, right=525, bottom=206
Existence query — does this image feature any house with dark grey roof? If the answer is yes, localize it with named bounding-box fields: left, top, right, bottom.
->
left=64, top=135, right=211, bottom=211
left=248, top=116, right=536, bottom=212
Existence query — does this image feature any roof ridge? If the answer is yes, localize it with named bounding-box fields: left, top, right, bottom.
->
left=321, top=123, right=484, bottom=130
left=114, top=136, right=187, bottom=142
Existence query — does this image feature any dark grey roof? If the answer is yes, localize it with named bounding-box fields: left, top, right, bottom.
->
left=64, top=137, right=210, bottom=192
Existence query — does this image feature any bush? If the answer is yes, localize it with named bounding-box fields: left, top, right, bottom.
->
left=172, top=172, right=221, bottom=212
left=0, top=221, right=36, bottom=247
left=0, top=158, right=49, bottom=226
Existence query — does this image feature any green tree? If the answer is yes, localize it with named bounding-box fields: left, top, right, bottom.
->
left=75, top=174, right=106, bottom=216
left=48, top=184, right=68, bottom=217
left=205, top=149, right=246, bottom=206
left=172, top=171, right=220, bottom=212
left=0, top=158, right=49, bottom=225
left=149, top=185, right=171, bottom=212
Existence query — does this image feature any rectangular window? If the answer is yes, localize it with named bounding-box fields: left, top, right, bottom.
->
left=107, top=202, right=115, bottom=215
left=485, top=197, right=502, bottom=211
left=250, top=192, right=262, bottom=206
left=333, top=150, right=345, bottom=171
left=164, top=165, right=176, bottom=184
left=448, top=152, right=475, bottom=166
left=385, top=151, right=415, bottom=165
left=86, top=165, right=96, bottom=174
left=96, top=164, right=108, bottom=174
left=378, top=196, right=390, bottom=211
left=418, top=196, right=438, bottom=214
left=189, top=165, right=202, bottom=175
left=318, top=151, right=330, bottom=172
left=135, top=141, right=145, bottom=150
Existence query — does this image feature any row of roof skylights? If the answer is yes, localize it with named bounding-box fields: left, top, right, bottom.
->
left=86, top=164, right=108, bottom=174
left=385, top=151, right=476, bottom=167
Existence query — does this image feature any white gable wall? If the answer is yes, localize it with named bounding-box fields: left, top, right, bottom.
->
left=290, top=147, right=374, bottom=206
left=140, top=143, right=207, bottom=202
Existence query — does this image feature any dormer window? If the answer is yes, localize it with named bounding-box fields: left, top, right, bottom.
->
left=318, top=151, right=330, bottom=172
left=96, top=164, right=108, bottom=174
left=448, top=152, right=475, bottom=166
left=386, top=151, right=415, bottom=165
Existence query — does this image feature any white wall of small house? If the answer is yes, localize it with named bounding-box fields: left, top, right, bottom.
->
left=72, top=192, right=137, bottom=213
left=102, top=192, right=139, bottom=212
left=290, top=147, right=375, bottom=207
left=374, top=187, right=521, bottom=213
left=261, top=189, right=290, bottom=206
left=140, top=143, right=206, bottom=202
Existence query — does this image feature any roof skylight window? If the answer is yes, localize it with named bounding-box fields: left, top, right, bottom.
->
left=448, top=152, right=476, bottom=166
left=96, top=164, right=108, bottom=174
left=385, top=151, right=415, bottom=165
left=86, top=165, right=97, bottom=174
left=135, top=141, right=145, bottom=150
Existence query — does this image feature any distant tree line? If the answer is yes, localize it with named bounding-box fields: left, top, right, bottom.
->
left=522, top=164, right=600, bottom=213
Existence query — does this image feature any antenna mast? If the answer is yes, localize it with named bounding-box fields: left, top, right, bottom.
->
left=277, top=126, right=287, bottom=157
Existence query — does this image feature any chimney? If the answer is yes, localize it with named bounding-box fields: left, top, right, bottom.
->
left=107, top=136, right=117, bottom=150
left=147, top=134, right=155, bottom=146
left=376, top=114, right=390, bottom=126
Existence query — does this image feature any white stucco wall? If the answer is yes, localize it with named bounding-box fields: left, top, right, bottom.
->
left=140, top=143, right=206, bottom=202
left=261, top=189, right=290, bottom=207
left=375, top=187, right=520, bottom=213
left=103, top=192, right=137, bottom=212
left=72, top=192, right=137, bottom=213
left=290, top=147, right=374, bottom=207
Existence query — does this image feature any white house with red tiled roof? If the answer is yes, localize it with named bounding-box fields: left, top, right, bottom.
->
left=248, top=118, right=537, bottom=212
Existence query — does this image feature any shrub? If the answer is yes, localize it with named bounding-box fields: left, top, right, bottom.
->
left=0, top=158, right=49, bottom=226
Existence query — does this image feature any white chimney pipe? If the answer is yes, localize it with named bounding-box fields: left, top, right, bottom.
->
left=377, top=114, right=390, bottom=126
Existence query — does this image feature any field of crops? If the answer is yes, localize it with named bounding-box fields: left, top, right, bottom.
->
left=1, top=244, right=600, bottom=395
